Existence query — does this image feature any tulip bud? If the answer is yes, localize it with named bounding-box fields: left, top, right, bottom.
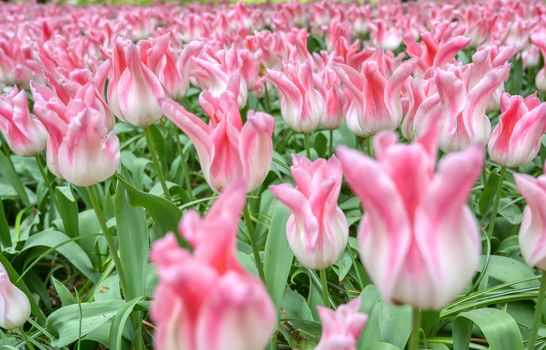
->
left=316, top=298, right=367, bottom=350
left=270, top=155, right=348, bottom=270
left=337, top=130, right=484, bottom=310
left=0, top=89, right=47, bottom=156
left=0, top=263, right=31, bottom=330
left=488, top=93, right=546, bottom=168
left=150, top=181, right=276, bottom=350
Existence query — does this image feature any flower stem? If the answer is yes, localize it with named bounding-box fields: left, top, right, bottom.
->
left=409, top=307, right=422, bottom=350
left=144, top=127, right=171, bottom=201
left=486, top=166, right=506, bottom=238
left=320, top=269, right=330, bottom=306
left=18, top=327, right=35, bottom=350
left=528, top=271, right=546, bottom=350
left=174, top=130, right=192, bottom=201
left=304, top=133, right=311, bottom=159
left=328, top=129, right=334, bottom=156
left=243, top=204, right=265, bottom=281
left=86, top=185, right=129, bottom=298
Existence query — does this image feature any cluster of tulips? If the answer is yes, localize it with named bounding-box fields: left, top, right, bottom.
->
left=1, top=0, right=546, bottom=349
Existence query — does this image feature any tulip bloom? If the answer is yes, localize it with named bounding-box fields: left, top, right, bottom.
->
left=0, top=262, right=31, bottom=330
left=150, top=181, right=276, bottom=350
left=316, top=298, right=367, bottom=350
left=488, top=93, right=546, bottom=168
left=270, top=155, right=348, bottom=270
left=0, top=89, right=47, bottom=156
left=107, top=39, right=165, bottom=128
left=32, top=82, right=120, bottom=186
left=160, top=81, right=274, bottom=193
left=515, top=166, right=546, bottom=270
left=268, top=61, right=325, bottom=132
left=337, top=131, right=484, bottom=309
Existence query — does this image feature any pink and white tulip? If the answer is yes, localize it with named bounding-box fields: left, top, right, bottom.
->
left=337, top=130, right=484, bottom=309
left=316, top=298, right=367, bottom=350
left=270, top=155, right=348, bottom=270
left=160, top=80, right=274, bottom=193
left=0, top=88, right=47, bottom=156
left=150, top=181, right=276, bottom=350
left=0, top=262, right=31, bottom=330
left=488, top=93, right=546, bottom=168
left=515, top=166, right=546, bottom=270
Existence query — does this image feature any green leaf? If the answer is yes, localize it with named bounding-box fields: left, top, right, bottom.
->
left=109, top=297, right=143, bottom=350
left=453, top=308, right=523, bottom=350
left=263, top=200, right=293, bottom=307
left=478, top=255, right=539, bottom=289
left=479, top=171, right=500, bottom=216
left=55, top=185, right=79, bottom=237
left=0, top=151, right=30, bottom=205
left=22, top=229, right=99, bottom=282
left=359, top=285, right=412, bottom=349
left=116, top=174, right=181, bottom=235
left=115, top=182, right=149, bottom=299
left=51, top=277, right=77, bottom=306
left=0, top=199, right=11, bottom=247
left=362, top=342, right=401, bottom=350
left=46, top=300, right=125, bottom=347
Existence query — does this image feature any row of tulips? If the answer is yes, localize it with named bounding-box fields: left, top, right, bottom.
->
left=0, top=0, right=546, bottom=349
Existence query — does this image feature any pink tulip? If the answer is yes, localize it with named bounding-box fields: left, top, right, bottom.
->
left=337, top=130, right=484, bottom=309
left=268, top=61, right=325, bottom=132
left=335, top=58, right=415, bottom=136
left=319, top=64, right=347, bottom=129
left=32, top=82, right=119, bottom=186
left=0, top=88, right=47, bottom=156
left=160, top=79, right=274, bottom=193
left=488, top=93, right=546, bottom=168
left=316, top=298, right=367, bottom=350
left=107, top=38, right=165, bottom=127
left=0, top=262, right=31, bottom=330
left=270, top=155, right=348, bottom=270
left=150, top=181, right=276, bottom=350
left=531, top=29, right=546, bottom=92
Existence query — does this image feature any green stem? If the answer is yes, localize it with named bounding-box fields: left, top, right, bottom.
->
left=243, top=204, right=265, bottom=281
left=18, top=327, right=35, bottom=350
left=409, top=307, right=422, bottom=350
left=528, top=271, right=546, bottom=350
left=320, top=269, right=330, bottom=306
left=328, top=129, right=334, bottom=156
left=35, top=155, right=56, bottom=208
left=303, top=133, right=311, bottom=159
left=174, top=131, right=192, bottom=201
left=144, top=127, right=171, bottom=201
left=263, top=84, right=272, bottom=113
left=486, top=166, right=506, bottom=238
left=86, top=186, right=129, bottom=298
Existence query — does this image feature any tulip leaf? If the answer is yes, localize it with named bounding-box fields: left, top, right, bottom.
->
left=452, top=308, right=523, bottom=350
left=362, top=342, right=401, bottom=350
left=477, top=255, right=539, bottom=290
left=115, top=182, right=149, bottom=300
left=46, top=300, right=125, bottom=347
left=0, top=151, right=31, bottom=205
left=109, top=297, right=143, bottom=350
left=264, top=199, right=293, bottom=307
left=0, top=199, right=11, bottom=247
left=55, top=185, right=79, bottom=238
left=51, top=277, right=77, bottom=306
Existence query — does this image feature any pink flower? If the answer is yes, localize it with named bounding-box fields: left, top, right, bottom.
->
left=515, top=166, right=546, bottom=270
left=335, top=58, right=416, bottom=136
left=32, top=82, right=119, bottom=186
left=270, top=155, right=348, bottom=270
left=316, top=298, right=367, bottom=350
left=150, top=181, right=276, bottom=350
left=531, top=28, right=546, bottom=92
left=0, top=88, right=47, bottom=156
left=337, top=130, right=484, bottom=309
left=0, top=262, right=31, bottom=330
left=107, top=38, right=165, bottom=127
left=160, top=78, right=274, bottom=193
left=268, top=61, right=325, bottom=132
left=488, top=93, right=546, bottom=168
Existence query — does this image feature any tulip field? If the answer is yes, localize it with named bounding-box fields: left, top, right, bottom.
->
left=2, top=0, right=546, bottom=349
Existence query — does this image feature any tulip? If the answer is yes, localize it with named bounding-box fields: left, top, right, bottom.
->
left=268, top=61, right=324, bottom=132
left=0, top=88, right=47, bottom=156
left=160, top=78, right=274, bottom=193
left=337, top=130, right=484, bottom=309
left=0, top=262, right=31, bottom=330
left=488, top=93, right=546, bottom=168
left=150, top=181, right=276, bottom=350
left=515, top=167, right=546, bottom=270
left=316, top=298, right=367, bottom=350
left=270, top=155, right=348, bottom=270
left=107, top=39, right=165, bottom=128
left=32, top=82, right=120, bottom=186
